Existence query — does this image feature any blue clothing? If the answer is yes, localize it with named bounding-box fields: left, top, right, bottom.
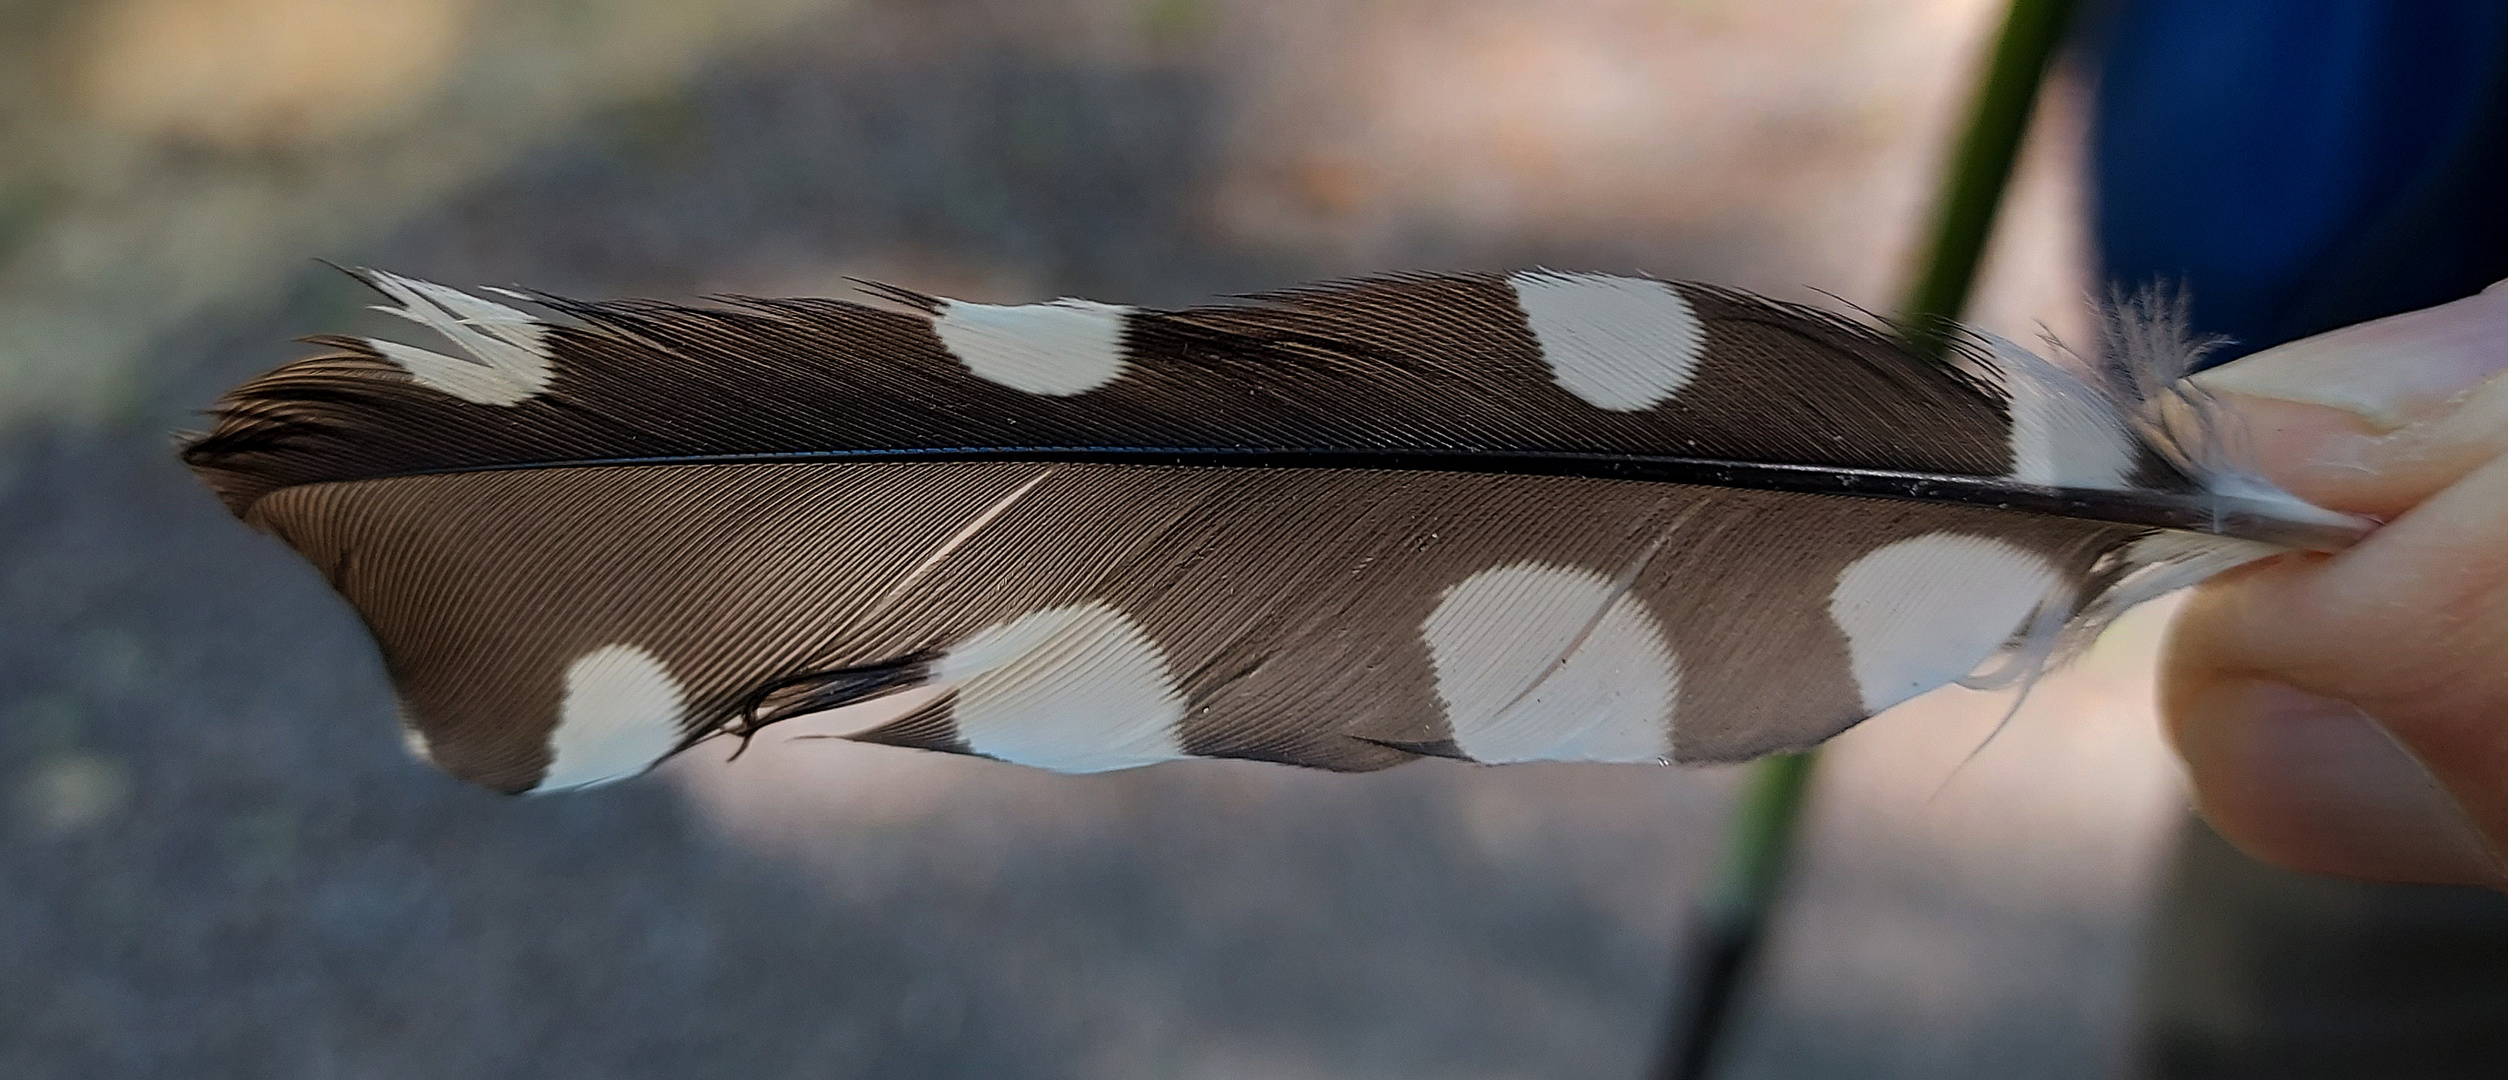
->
left=2092, top=0, right=2508, bottom=357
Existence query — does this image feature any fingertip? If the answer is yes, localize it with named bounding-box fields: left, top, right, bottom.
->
left=2163, top=674, right=2506, bottom=888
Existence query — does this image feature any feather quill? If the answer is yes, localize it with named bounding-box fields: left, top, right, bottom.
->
left=184, top=269, right=2366, bottom=793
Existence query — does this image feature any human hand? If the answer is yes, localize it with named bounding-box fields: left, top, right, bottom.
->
left=2164, top=282, right=2508, bottom=887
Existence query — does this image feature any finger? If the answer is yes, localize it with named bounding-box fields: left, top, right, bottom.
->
left=2160, top=668, right=2504, bottom=884
left=2196, top=280, right=2508, bottom=516
left=2213, top=383, right=2508, bottom=518
left=2161, top=452, right=2508, bottom=885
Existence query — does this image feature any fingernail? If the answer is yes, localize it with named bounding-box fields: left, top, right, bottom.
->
left=2194, top=286, right=2508, bottom=431
left=2177, top=681, right=2505, bottom=885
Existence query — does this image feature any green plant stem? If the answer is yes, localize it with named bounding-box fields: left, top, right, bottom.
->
left=1704, top=752, right=1819, bottom=927
left=1655, top=2, right=2079, bottom=1077
left=1906, top=0, right=2083, bottom=328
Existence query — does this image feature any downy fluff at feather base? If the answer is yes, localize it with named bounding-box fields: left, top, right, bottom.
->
left=182, top=268, right=2367, bottom=793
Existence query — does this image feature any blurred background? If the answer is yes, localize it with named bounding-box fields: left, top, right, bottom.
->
left=0, top=0, right=2323, bottom=1076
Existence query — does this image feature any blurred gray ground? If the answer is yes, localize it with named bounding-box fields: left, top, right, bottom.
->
left=2, top=1, right=2182, bottom=1076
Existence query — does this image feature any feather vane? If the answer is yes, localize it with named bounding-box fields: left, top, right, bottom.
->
left=184, top=269, right=2366, bottom=793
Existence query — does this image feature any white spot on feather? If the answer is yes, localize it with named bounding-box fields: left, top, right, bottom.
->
left=1421, top=562, right=1677, bottom=763
left=1828, top=534, right=2061, bottom=713
left=361, top=270, right=553, bottom=405
left=932, top=298, right=1134, bottom=395
left=1508, top=270, right=1706, bottom=411
left=937, top=601, right=1185, bottom=771
left=397, top=720, right=435, bottom=765
left=539, top=643, right=687, bottom=793
left=1977, top=334, right=2136, bottom=488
